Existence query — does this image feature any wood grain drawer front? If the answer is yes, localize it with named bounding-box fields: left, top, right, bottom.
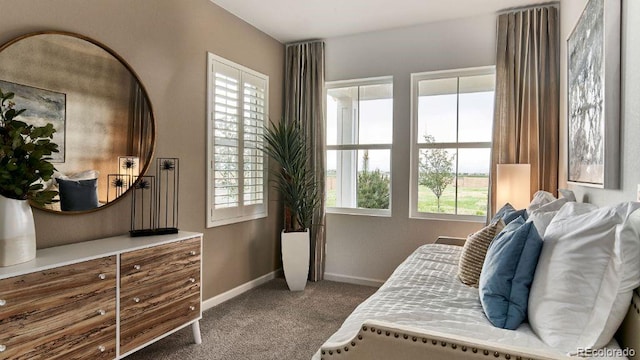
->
left=0, top=256, right=116, bottom=360
left=120, top=237, right=200, bottom=280
left=119, top=237, right=201, bottom=355
left=120, top=237, right=200, bottom=318
left=120, top=293, right=200, bottom=354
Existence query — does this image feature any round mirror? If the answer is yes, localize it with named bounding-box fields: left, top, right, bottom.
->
left=0, top=31, right=155, bottom=213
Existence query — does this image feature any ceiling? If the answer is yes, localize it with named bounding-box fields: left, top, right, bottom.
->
left=210, top=0, right=553, bottom=43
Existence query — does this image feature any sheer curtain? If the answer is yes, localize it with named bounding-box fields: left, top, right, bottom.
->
left=490, top=6, right=559, bottom=214
left=284, top=40, right=326, bottom=281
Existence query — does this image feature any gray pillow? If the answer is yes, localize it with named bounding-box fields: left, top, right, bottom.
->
left=56, top=178, right=99, bottom=211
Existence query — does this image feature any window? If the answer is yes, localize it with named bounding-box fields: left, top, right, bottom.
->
left=206, top=53, right=268, bottom=227
left=326, top=77, right=393, bottom=216
left=410, top=67, right=495, bottom=221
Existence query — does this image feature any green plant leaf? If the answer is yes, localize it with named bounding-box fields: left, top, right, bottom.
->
left=0, top=87, right=59, bottom=204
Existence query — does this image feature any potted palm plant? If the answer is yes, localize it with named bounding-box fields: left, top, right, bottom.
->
left=262, top=120, right=320, bottom=291
left=0, top=88, right=58, bottom=266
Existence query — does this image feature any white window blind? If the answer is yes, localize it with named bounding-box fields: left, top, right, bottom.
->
left=207, top=53, right=268, bottom=227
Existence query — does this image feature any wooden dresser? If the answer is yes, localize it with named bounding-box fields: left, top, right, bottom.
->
left=0, top=231, right=203, bottom=360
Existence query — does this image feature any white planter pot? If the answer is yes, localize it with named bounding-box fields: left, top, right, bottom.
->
left=281, top=230, right=310, bottom=291
left=0, top=196, right=36, bottom=267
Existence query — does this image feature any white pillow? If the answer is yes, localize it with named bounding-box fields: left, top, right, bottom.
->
left=528, top=202, right=640, bottom=354
left=526, top=210, right=557, bottom=237
left=525, top=199, right=563, bottom=236
left=558, top=188, right=577, bottom=202
left=60, top=169, right=99, bottom=181
left=527, top=191, right=556, bottom=214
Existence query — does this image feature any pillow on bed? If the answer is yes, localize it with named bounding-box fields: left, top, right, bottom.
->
left=526, top=191, right=556, bottom=214
left=492, top=203, right=527, bottom=225
left=458, top=219, right=505, bottom=287
left=525, top=198, right=570, bottom=237
left=528, top=202, right=640, bottom=354
left=479, top=217, right=542, bottom=330
left=558, top=188, right=576, bottom=202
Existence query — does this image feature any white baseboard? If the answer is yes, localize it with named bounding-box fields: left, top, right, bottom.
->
left=324, top=272, right=384, bottom=287
left=202, top=269, right=283, bottom=311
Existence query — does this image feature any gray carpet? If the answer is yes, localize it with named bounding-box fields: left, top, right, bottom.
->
left=125, top=278, right=376, bottom=360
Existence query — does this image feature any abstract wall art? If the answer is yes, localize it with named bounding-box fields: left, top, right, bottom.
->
left=567, top=0, right=620, bottom=188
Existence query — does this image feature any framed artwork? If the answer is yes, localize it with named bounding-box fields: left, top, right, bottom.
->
left=567, top=0, right=620, bottom=188
left=0, top=80, right=66, bottom=163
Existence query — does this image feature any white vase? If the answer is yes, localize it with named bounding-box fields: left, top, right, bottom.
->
left=0, top=196, right=36, bottom=267
left=281, top=230, right=310, bottom=291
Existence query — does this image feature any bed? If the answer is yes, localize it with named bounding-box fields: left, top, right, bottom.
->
left=313, top=240, right=640, bottom=360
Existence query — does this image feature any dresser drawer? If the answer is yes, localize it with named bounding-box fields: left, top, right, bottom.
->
left=120, top=293, right=200, bottom=354
left=119, top=237, right=201, bottom=355
left=120, top=237, right=200, bottom=280
left=120, top=259, right=200, bottom=302
left=0, top=256, right=116, bottom=360
left=0, top=256, right=115, bottom=313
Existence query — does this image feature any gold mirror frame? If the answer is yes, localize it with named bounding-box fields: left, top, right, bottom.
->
left=0, top=31, right=156, bottom=215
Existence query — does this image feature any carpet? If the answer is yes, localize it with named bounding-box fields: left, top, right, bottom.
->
left=125, top=278, right=376, bottom=360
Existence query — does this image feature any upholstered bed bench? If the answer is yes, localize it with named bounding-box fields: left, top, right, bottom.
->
left=313, top=239, right=640, bottom=360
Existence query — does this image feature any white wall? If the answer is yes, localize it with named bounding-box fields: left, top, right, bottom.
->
left=560, top=0, right=640, bottom=205
left=324, top=15, right=496, bottom=284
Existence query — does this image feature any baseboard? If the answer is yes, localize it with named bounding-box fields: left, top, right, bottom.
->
left=202, top=269, right=283, bottom=311
left=324, top=272, right=384, bottom=287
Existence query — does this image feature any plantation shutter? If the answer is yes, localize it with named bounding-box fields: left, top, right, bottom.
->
left=207, top=54, right=269, bottom=227
left=211, top=61, right=241, bottom=220
left=242, top=73, right=266, bottom=211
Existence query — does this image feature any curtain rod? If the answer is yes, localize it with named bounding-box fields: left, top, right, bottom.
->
left=498, top=1, right=559, bottom=15
left=285, top=39, right=324, bottom=47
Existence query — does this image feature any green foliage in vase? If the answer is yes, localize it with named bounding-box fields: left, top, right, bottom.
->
left=261, top=120, right=320, bottom=233
left=357, top=151, right=390, bottom=209
left=0, top=89, right=59, bottom=206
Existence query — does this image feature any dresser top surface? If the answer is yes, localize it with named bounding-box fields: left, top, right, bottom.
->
left=0, top=231, right=202, bottom=279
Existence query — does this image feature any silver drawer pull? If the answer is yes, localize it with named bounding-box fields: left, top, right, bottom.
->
left=0, top=344, right=6, bottom=352
left=0, top=299, right=6, bottom=306
left=98, top=345, right=105, bottom=352
left=189, top=250, right=196, bottom=256
left=98, top=273, right=106, bottom=280
left=133, top=297, right=140, bottom=303
left=133, top=264, right=141, bottom=270
left=189, top=278, right=196, bottom=283
left=97, top=309, right=106, bottom=316
left=189, top=305, right=195, bottom=311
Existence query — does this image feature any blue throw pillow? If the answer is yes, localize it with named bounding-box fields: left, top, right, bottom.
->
left=479, top=216, right=543, bottom=330
left=57, top=178, right=99, bottom=211
left=492, top=203, right=527, bottom=224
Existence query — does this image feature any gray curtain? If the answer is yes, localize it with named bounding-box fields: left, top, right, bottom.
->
left=284, top=41, right=326, bottom=282
left=490, top=6, right=559, bottom=214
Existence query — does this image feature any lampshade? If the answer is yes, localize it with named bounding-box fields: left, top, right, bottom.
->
left=496, top=164, right=531, bottom=210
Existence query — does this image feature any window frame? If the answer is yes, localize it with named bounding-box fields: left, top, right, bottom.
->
left=325, top=76, right=393, bottom=217
left=409, top=66, right=495, bottom=222
left=206, top=52, right=269, bottom=228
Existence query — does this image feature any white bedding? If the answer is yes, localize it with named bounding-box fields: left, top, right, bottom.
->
left=319, top=244, right=625, bottom=359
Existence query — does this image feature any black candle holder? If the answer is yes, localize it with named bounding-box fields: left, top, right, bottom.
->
left=155, top=158, right=179, bottom=235
left=129, top=157, right=180, bottom=237
left=107, top=174, right=131, bottom=203
left=130, top=176, right=156, bottom=237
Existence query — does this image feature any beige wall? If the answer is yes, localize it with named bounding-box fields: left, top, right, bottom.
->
left=559, top=0, right=640, bottom=205
left=0, top=0, right=284, bottom=300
